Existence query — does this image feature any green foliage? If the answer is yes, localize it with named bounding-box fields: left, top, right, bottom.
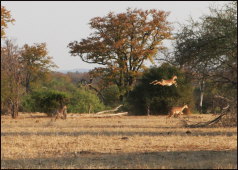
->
left=43, top=73, right=105, bottom=113
left=20, top=94, right=34, bottom=112
left=68, top=89, right=105, bottom=113
left=21, top=72, right=105, bottom=114
left=173, top=1, right=237, bottom=109
left=126, top=64, right=194, bottom=115
left=21, top=89, right=69, bottom=116
left=41, top=72, right=77, bottom=93
left=101, top=85, right=120, bottom=107
left=174, top=1, right=237, bottom=73
left=20, top=43, right=57, bottom=93
left=193, top=79, right=235, bottom=114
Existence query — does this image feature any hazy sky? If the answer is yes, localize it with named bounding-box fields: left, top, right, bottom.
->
left=2, top=1, right=228, bottom=71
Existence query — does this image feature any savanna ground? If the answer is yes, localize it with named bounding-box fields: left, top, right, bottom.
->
left=1, top=113, right=237, bottom=169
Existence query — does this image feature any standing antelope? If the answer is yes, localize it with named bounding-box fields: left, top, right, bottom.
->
left=53, top=105, right=67, bottom=121
left=150, top=76, right=178, bottom=87
left=168, top=104, right=188, bottom=117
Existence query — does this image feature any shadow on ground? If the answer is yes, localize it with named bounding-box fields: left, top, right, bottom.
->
left=1, top=129, right=236, bottom=137
left=1, top=150, right=237, bottom=169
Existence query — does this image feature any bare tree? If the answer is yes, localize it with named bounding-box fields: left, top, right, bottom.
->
left=1, top=39, right=23, bottom=118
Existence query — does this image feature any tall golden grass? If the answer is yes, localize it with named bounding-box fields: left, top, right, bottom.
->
left=1, top=113, right=237, bottom=169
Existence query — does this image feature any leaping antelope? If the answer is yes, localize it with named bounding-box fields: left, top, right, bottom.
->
left=150, top=76, right=178, bottom=87
left=168, top=104, right=188, bottom=117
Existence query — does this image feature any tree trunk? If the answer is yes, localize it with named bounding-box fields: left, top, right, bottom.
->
left=199, top=80, right=205, bottom=113
left=199, top=91, right=204, bottom=112
left=11, top=100, right=18, bottom=119
left=146, top=104, right=150, bottom=116
left=25, top=75, right=31, bottom=93
left=88, top=104, right=92, bottom=113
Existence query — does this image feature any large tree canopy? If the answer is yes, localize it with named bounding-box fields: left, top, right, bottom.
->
left=172, top=2, right=237, bottom=112
left=68, top=8, right=172, bottom=98
left=174, top=2, right=237, bottom=88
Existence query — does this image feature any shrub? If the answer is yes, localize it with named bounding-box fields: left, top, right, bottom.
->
left=126, top=63, right=194, bottom=115
left=21, top=89, right=69, bottom=116
left=68, top=89, right=105, bottom=113
left=101, top=85, right=120, bottom=107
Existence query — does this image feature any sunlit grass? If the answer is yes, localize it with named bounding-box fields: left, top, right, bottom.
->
left=1, top=113, right=237, bottom=169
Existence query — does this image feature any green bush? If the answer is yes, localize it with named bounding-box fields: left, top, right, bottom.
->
left=68, top=89, right=105, bottom=113
left=20, top=93, right=35, bottom=112
left=126, top=64, right=194, bottom=115
left=101, top=85, right=120, bottom=107
left=21, top=88, right=105, bottom=114
left=20, top=72, right=106, bottom=114
left=21, top=89, right=69, bottom=116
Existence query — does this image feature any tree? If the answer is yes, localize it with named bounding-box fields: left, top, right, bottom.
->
left=68, top=8, right=172, bottom=100
left=126, top=64, right=194, bottom=115
left=20, top=43, right=58, bottom=93
left=1, top=39, right=23, bottom=118
left=1, top=6, right=15, bottom=38
left=172, top=2, right=237, bottom=113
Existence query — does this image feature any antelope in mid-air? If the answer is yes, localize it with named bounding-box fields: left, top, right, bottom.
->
left=150, top=76, right=178, bottom=87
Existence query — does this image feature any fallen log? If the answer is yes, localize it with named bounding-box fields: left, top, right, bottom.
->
left=90, top=112, right=128, bottom=118
left=67, top=112, right=128, bottom=118
left=181, top=102, right=231, bottom=128
left=182, top=113, right=227, bottom=128
left=96, top=105, right=123, bottom=114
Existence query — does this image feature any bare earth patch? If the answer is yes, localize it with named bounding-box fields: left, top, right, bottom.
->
left=1, top=113, right=237, bottom=169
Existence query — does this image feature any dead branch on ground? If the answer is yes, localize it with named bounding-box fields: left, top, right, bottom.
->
left=96, top=105, right=123, bottom=114
left=181, top=113, right=227, bottom=128
left=181, top=104, right=230, bottom=128
left=67, top=111, right=128, bottom=118
left=87, top=112, right=128, bottom=118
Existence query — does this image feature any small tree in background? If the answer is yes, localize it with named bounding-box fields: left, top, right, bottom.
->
left=1, top=39, right=23, bottom=118
left=126, top=63, right=194, bottom=115
left=1, top=6, right=15, bottom=38
left=20, top=43, right=57, bottom=93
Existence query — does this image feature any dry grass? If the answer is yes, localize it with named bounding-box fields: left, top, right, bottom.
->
left=1, top=113, right=237, bottom=169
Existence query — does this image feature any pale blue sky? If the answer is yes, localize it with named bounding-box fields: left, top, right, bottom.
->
left=2, top=1, right=228, bottom=71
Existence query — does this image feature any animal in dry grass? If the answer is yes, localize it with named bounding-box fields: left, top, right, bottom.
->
left=168, top=104, right=188, bottom=118
left=53, top=105, right=67, bottom=121
left=150, top=76, right=178, bottom=87
left=183, top=107, right=191, bottom=115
